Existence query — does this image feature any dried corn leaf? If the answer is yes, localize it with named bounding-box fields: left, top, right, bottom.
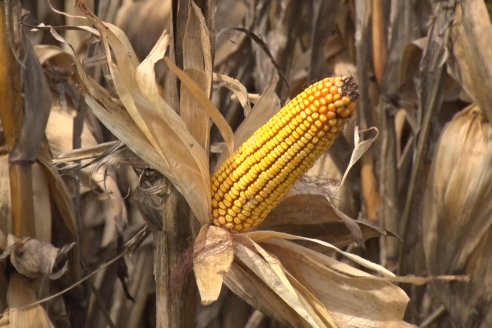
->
left=338, top=127, right=378, bottom=187
left=449, top=0, right=492, bottom=121
left=69, top=7, right=212, bottom=223
left=224, top=262, right=303, bottom=327
left=4, top=274, right=54, bottom=328
left=193, top=225, right=233, bottom=304
left=246, top=231, right=395, bottom=277
left=213, top=73, right=252, bottom=116
left=10, top=34, right=51, bottom=162
left=262, top=194, right=388, bottom=248
left=1, top=234, right=74, bottom=279
left=262, top=240, right=413, bottom=328
left=232, top=237, right=333, bottom=327
left=163, top=57, right=234, bottom=155
left=37, top=147, right=77, bottom=241
left=180, top=2, right=214, bottom=149
left=423, top=105, right=492, bottom=326
left=220, top=231, right=412, bottom=327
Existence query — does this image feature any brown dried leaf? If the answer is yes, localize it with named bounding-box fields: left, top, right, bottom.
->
left=69, top=8, right=211, bottom=224
left=224, top=263, right=304, bottom=327
left=193, top=225, right=233, bottom=304
left=1, top=234, right=74, bottom=280
left=338, top=126, right=378, bottom=187
left=180, top=1, right=214, bottom=150
left=449, top=0, right=492, bottom=121
left=10, top=35, right=51, bottom=162
left=221, top=232, right=412, bottom=327
left=163, top=57, right=234, bottom=155
left=37, top=147, right=77, bottom=242
left=262, top=239, right=413, bottom=328
left=231, top=237, right=334, bottom=327
left=261, top=194, right=388, bottom=248
left=5, top=273, right=54, bottom=328
left=423, top=105, right=492, bottom=326
left=213, top=73, right=252, bottom=116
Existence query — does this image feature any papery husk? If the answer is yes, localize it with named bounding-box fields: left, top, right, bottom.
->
left=193, top=225, right=233, bottom=304
left=0, top=234, right=73, bottom=280
left=448, top=0, right=492, bottom=122
left=2, top=273, right=54, bottom=328
left=261, top=193, right=389, bottom=249
left=47, top=16, right=208, bottom=224
left=221, top=231, right=413, bottom=328
left=423, top=105, right=492, bottom=327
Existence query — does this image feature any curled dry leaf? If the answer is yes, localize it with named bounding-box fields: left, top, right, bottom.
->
left=220, top=232, right=413, bottom=328
left=0, top=234, right=74, bottom=280
left=193, top=225, right=234, bottom=304
left=423, top=105, right=492, bottom=327
left=58, top=6, right=210, bottom=224
left=213, top=73, right=252, bottom=116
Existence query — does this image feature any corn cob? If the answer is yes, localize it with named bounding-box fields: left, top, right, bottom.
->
left=211, top=76, right=359, bottom=232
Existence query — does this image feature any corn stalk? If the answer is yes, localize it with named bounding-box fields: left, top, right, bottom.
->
left=0, top=0, right=35, bottom=238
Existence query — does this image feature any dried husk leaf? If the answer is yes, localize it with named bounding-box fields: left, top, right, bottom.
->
left=423, top=105, right=492, bottom=326
left=232, top=237, right=334, bottom=327
left=448, top=0, right=492, bottom=121
left=193, top=225, right=233, bottom=304
left=213, top=73, right=252, bottom=116
left=1, top=235, right=74, bottom=280
left=37, top=147, right=77, bottom=242
left=262, top=240, right=413, bottom=328
left=9, top=33, right=51, bottom=163
left=163, top=57, right=233, bottom=155
left=245, top=231, right=395, bottom=277
left=180, top=1, right=214, bottom=150
left=64, top=7, right=212, bottom=224
left=221, top=232, right=412, bottom=327
left=4, top=273, right=54, bottom=328
left=224, top=262, right=304, bottom=327
left=261, top=194, right=389, bottom=248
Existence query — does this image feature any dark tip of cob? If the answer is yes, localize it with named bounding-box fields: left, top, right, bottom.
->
left=341, top=76, right=359, bottom=102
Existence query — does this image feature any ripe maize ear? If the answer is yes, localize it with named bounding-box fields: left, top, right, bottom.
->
left=211, top=76, right=359, bottom=232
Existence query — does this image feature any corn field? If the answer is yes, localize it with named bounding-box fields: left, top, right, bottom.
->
left=0, top=0, right=491, bottom=327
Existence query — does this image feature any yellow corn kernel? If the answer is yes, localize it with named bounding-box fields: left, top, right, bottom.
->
left=211, top=76, right=358, bottom=232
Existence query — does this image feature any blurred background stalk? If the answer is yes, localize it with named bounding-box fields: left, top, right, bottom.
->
left=0, top=0, right=35, bottom=238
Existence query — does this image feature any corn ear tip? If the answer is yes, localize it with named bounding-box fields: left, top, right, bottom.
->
left=341, top=76, right=359, bottom=102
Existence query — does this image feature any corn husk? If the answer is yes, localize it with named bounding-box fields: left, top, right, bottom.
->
left=423, top=105, right=492, bottom=327
left=1, top=274, right=54, bottom=328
